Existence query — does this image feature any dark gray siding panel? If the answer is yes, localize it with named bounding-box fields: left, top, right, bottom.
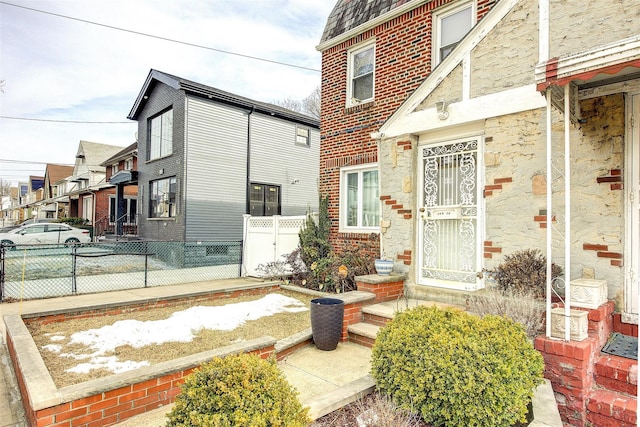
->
left=185, top=97, right=248, bottom=240
left=249, top=113, right=320, bottom=216
left=136, top=82, right=187, bottom=241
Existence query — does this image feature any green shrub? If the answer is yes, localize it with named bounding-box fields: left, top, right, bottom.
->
left=371, top=306, right=544, bottom=427
left=487, top=248, right=563, bottom=298
left=166, top=353, right=309, bottom=427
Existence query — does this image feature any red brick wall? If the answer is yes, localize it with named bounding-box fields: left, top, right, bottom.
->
left=319, top=1, right=496, bottom=252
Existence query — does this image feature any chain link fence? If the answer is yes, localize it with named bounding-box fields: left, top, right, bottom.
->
left=0, top=240, right=242, bottom=301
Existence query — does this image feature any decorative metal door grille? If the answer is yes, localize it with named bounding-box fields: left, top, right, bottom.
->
left=420, top=139, right=478, bottom=285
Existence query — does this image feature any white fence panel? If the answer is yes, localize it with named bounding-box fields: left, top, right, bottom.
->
left=242, top=214, right=310, bottom=277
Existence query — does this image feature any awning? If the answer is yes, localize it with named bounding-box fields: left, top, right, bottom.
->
left=109, top=170, right=138, bottom=185
left=535, top=35, right=640, bottom=91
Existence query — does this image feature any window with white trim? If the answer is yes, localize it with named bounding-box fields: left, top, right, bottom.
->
left=347, top=41, right=375, bottom=106
left=340, top=164, right=379, bottom=231
left=295, top=126, right=310, bottom=146
left=111, top=164, right=119, bottom=175
left=124, top=157, right=134, bottom=170
left=434, top=2, right=475, bottom=65
left=149, top=177, right=176, bottom=218
left=148, top=108, right=173, bottom=160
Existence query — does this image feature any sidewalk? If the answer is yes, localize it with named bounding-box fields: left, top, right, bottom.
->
left=0, top=279, right=373, bottom=426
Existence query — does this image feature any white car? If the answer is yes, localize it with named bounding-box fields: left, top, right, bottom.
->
left=0, top=223, right=91, bottom=248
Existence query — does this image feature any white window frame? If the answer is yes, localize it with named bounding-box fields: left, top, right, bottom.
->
left=111, top=164, right=119, bottom=175
left=339, top=163, right=380, bottom=233
left=295, top=126, right=310, bottom=147
left=148, top=108, right=173, bottom=161
left=124, top=157, right=134, bottom=170
left=346, top=40, right=375, bottom=107
left=433, top=1, right=476, bottom=66
left=149, top=177, right=177, bottom=219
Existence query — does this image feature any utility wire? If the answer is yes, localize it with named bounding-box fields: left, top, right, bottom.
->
left=0, top=116, right=132, bottom=124
left=0, top=1, right=321, bottom=73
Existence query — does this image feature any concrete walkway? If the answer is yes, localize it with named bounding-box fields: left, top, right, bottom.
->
left=0, top=279, right=373, bottom=426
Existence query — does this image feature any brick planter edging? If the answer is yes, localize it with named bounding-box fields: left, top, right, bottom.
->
left=5, top=285, right=320, bottom=427
left=355, top=274, right=406, bottom=303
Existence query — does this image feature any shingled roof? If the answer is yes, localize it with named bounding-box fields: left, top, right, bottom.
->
left=320, top=0, right=413, bottom=43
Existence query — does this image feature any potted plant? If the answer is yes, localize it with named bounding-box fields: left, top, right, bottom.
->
left=374, top=258, right=394, bottom=275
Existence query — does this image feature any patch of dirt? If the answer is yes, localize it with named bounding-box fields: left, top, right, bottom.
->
left=27, top=290, right=315, bottom=388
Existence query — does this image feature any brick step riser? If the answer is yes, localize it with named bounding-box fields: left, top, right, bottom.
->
left=362, top=313, right=392, bottom=327
left=594, top=356, right=638, bottom=396
left=586, top=389, right=637, bottom=427
left=348, top=332, right=376, bottom=348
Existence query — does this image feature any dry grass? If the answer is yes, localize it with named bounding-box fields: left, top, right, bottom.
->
left=311, top=392, right=430, bottom=427
left=467, top=287, right=545, bottom=339
left=27, top=290, right=315, bottom=388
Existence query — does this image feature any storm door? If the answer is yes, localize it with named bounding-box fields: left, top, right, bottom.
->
left=418, top=138, right=483, bottom=289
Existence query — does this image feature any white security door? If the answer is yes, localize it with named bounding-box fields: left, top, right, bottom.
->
left=625, top=94, right=639, bottom=320
left=418, top=138, right=483, bottom=290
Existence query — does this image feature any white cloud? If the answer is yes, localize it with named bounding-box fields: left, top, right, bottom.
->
left=0, top=0, right=335, bottom=184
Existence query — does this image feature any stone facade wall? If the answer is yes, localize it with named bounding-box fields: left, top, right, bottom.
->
left=470, top=0, right=538, bottom=98
left=548, top=0, right=640, bottom=60
left=381, top=92, right=626, bottom=301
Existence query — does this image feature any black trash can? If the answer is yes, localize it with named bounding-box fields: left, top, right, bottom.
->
left=310, top=297, right=345, bottom=351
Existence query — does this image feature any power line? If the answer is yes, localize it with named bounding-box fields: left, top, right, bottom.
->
left=0, top=116, right=133, bottom=124
left=0, top=1, right=321, bottom=73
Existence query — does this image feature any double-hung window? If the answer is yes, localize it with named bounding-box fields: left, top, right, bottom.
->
left=150, top=177, right=177, bottom=218
left=434, top=2, right=475, bottom=65
left=148, top=108, right=173, bottom=160
left=340, top=164, right=379, bottom=231
left=347, top=41, right=375, bottom=106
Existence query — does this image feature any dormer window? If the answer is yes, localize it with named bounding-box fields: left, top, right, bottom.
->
left=347, top=41, right=375, bottom=107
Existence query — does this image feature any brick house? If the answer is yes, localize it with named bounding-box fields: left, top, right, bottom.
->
left=367, top=0, right=638, bottom=424
left=99, top=142, right=138, bottom=238
left=317, top=0, right=497, bottom=255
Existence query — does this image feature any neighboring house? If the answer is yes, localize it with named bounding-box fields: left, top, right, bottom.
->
left=19, top=176, right=44, bottom=221
left=363, top=0, right=638, bottom=424
left=127, top=69, right=320, bottom=242
left=317, top=0, right=497, bottom=254
left=100, top=142, right=138, bottom=237
left=67, top=141, right=127, bottom=233
left=36, top=164, right=75, bottom=220
left=0, top=187, right=19, bottom=226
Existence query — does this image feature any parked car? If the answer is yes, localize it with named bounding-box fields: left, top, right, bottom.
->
left=0, top=223, right=91, bottom=248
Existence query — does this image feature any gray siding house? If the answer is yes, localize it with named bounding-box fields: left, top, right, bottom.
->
left=127, top=69, right=320, bottom=241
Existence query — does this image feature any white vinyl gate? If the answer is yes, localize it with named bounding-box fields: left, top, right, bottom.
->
left=242, top=214, right=309, bottom=277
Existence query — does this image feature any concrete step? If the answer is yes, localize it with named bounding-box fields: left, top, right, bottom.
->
left=586, top=388, right=637, bottom=427
left=594, top=355, right=638, bottom=396
left=349, top=299, right=466, bottom=348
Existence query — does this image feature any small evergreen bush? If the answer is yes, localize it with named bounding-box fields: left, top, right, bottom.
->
left=487, top=248, right=563, bottom=298
left=371, top=306, right=544, bottom=427
left=166, top=353, right=309, bottom=427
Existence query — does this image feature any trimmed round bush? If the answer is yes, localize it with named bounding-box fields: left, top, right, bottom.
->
left=166, top=353, right=309, bottom=427
left=371, top=306, right=544, bottom=427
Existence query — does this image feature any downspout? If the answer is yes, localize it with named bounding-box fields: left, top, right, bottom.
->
left=240, top=106, right=255, bottom=277
left=540, top=0, right=553, bottom=339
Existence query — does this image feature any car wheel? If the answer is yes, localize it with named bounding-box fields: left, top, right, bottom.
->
left=1, top=239, right=15, bottom=250
left=64, top=238, right=80, bottom=247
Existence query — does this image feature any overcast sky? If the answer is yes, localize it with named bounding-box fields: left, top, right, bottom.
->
left=0, top=0, right=334, bottom=185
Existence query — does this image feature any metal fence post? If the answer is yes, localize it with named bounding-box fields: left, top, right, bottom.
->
left=0, top=244, right=4, bottom=302
left=71, top=245, right=77, bottom=294
left=144, top=241, right=148, bottom=288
